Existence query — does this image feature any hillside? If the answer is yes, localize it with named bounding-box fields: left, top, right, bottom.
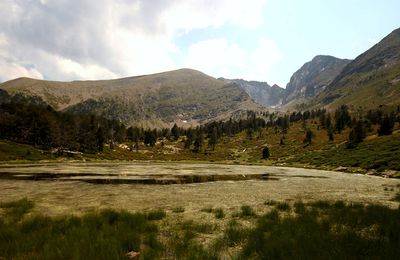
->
left=220, top=78, right=284, bottom=108
left=314, top=28, right=400, bottom=110
left=283, top=55, right=351, bottom=108
left=0, top=69, right=261, bottom=127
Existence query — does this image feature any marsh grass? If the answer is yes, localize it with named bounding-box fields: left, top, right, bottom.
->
left=233, top=205, right=257, bottom=218
left=146, top=209, right=166, bottom=220
left=241, top=201, right=400, bottom=259
left=264, top=199, right=278, bottom=206
left=167, top=220, right=218, bottom=259
left=0, top=199, right=162, bottom=259
left=212, top=208, right=225, bottom=219
left=0, top=198, right=34, bottom=223
left=223, top=219, right=249, bottom=247
left=172, top=206, right=185, bottom=213
left=294, top=201, right=305, bottom=213
left=200, top=206, right=225, bottom=219
left=275, top=201, right=291, bottom=211
left=200, top=206, right=213, bottom=213
left=2, top=198, right=400, bottom=259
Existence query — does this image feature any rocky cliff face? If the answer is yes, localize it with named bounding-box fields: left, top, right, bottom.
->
left=284, top=55, right=351, bottom=105
left=220, top=78, right=284, bottom=108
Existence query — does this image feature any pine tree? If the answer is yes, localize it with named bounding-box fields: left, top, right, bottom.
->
left=144, top=130, right=156, bottom=146
left=327, top=127, right=334, bottom=141
left=262, top=146, right=270, bottom=159
left=335, top=105, right=351, bottom=133
left=347, top=120, right=366, bottom=148
left=171, top=123, right=180, bottom=141
left=208, top=126, right=218, bottom=150
left=184, top=130, right=194, bottom=149
left=303, top=129, right=314, bottom=146
left=378, top=114, right=395, bottom=136
left=96, top=127, right=105, bottom=152
left=319, top=111, right=326, bottom=129
left=193, top=132, right=204, bottom=153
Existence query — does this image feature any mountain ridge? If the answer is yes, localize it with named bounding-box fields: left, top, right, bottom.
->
left=282, top=55, right=352, bottom=108
left=312, top=28, right=400, bottom=109
left=1, top=27, right=400, bottom=123
left=0, top=68, right=263, bottom=127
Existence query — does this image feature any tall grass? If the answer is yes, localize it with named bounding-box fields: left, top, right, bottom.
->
left=241, top=201, right=400, bottom=259
left=2, top=199, right=400, bottom=259
left=0, top=198, right=34, bottom=223
left=167, top=220, right=218, bottom=259
left=0, top=199, right=162, bottom=259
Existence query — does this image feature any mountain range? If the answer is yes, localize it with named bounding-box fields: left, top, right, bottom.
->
left=0, top=69, right=262, bottom=127
left=1, top=27, right=400, bottom=126
left=313, top=27, right=400, bottom=109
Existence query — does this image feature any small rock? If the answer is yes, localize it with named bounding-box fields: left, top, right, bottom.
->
left=334, top=166, right=348, bottom=172
left=126, top=251, right=140, bottom=259
left=382, top=170, right=397, bottom=178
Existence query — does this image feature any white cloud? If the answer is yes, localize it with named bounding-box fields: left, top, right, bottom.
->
left=0, top=33, right=43, bottom=81
left=185, top=38, right=247, bottom=78
left=0, top=59, right=43, bottom=82
left=0, top=0, right=268, bottom=82
left=161, top=0, right=266, bottom=34
left=247, top=38, right=282, bottom=80
left=185, top=37, right=282, bottom=82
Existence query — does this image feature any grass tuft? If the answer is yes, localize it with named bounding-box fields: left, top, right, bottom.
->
left=213, top=208, right=225, bottom=219
left=264, top=199, right=278, bottom=206
left=237, top=205, right=257, bottom=217
left=0, top=198, right=34, bottom=223
left=200, top=206, right=214, bottom=213
left=146, top=209, right=166, bottom=221
left=275, top=201, right=291, bottom=211
left=172, top=206, right=185, bottom=213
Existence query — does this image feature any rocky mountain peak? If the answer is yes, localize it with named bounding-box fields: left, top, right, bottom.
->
left=283, top=55, right=351, bottom=105
left=222, top=78, right=284, bottom=108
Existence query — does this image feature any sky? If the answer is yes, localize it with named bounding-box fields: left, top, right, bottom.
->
left=0, top=0, right=399, bottom=87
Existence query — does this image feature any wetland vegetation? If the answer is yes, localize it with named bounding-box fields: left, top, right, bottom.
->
left=1, top=198, right=399, bottom=259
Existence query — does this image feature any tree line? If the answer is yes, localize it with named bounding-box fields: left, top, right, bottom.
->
left=1, top=93, right=399, bottom=154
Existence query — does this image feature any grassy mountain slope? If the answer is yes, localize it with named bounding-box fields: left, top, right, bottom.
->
left=2, top=119, right=399, bottom=175
left=314, top=28, right=400, bottom=110
left=0, top=69, right=261, bottom=127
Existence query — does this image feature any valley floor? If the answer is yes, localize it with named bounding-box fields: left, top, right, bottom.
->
left=1, top=163, right=400, bottom=259
left=0, top=163, right=399, bottom=215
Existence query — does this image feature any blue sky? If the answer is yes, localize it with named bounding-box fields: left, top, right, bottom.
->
left=174, top=0, right=400, bottom=86
left=0, top=0, right=399, bottom=87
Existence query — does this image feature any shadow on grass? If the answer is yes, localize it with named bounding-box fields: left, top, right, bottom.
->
left=241, top=201, right=400, bottom=259
left=0, top=198, right=162, bottom=259
left=1, top=199, right=400, bottom=259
